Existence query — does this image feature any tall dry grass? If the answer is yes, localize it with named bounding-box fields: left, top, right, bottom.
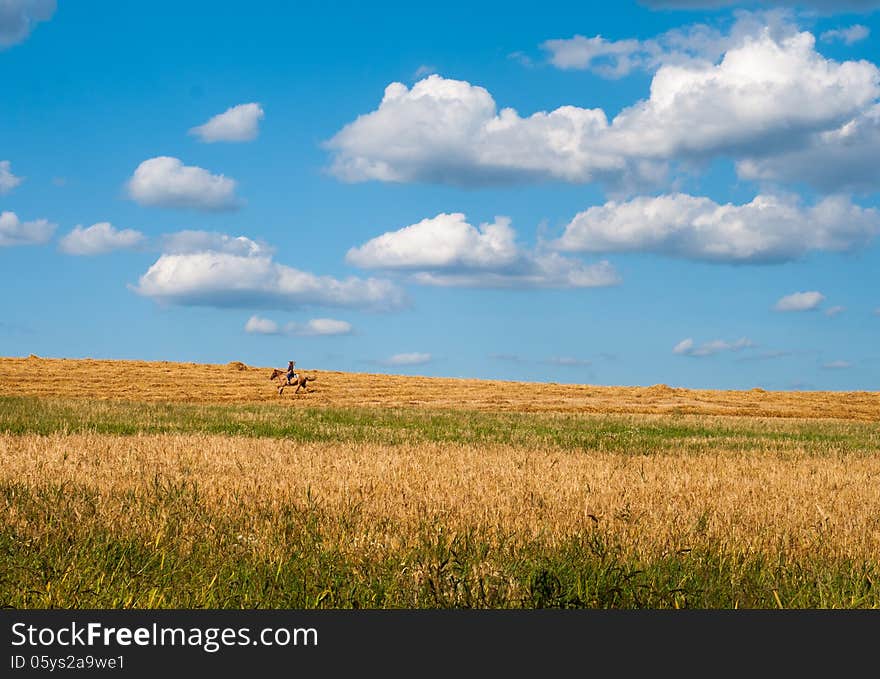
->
left=4, top=432, right=880, bottom=562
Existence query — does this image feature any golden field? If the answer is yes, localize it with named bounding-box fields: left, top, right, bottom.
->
left=2, top=355, right=879, bottom=419
left=4, top=431, right=880, bottom=562
left=2, top=356, right=879, bottom=608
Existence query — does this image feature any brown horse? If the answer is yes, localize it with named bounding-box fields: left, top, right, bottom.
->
left=269, top=368, right=316, bottom=395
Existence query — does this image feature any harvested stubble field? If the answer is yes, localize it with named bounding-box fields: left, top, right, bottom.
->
left=1, top=356, right=879, bottom=609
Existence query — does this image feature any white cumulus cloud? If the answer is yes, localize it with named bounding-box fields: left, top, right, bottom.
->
left=134, top=251, right=405, bottom=312
left=0, top=161, right=23, bottom=194
left=737, top=104, right=880, bottom=193
left=347, top=212, right=620, bottom=289
left=326, top=74, right=656, bottom=188
left=773, top=291, right=825, bottom=312
left=244, top=315, right=280, bottom=335
left=0, top=211, right=55, bottom=247
left=59, top=222, right=146, bottom=256
left=554, top=193, right=879, bottom=263
left=126, top=156, right=239, bottom=211
left=673, top=337, right=754, bottom=357
left=326, top=29, right=880, bottom=190
left=189, top=103, right=265, bottom=143
left=0, top=0, right=54, bottom=48
left=348, top=212, right=519, bottom=270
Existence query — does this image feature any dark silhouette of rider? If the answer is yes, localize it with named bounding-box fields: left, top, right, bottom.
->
left=286, top=360, right=297, bottom=385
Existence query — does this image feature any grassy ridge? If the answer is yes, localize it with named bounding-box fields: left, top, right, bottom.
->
left=3, top=481, right=877, bottom=609
left=1, top=396, right=877, bottom=456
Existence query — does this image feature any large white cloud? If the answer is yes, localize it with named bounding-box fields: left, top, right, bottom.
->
left=59, top=222, right=146, bottom=256
left=134, top=251, right=405, bottom=311
left=737, top=104, right=880, bottom=193
left=347, top=212, right=620, bottom=288
left=0, top=211, right=55, bottom=246
left=327, top=75, right=651, bottom=187
left=605, top=30, right=879, bottom=160
left=0, top=0, right=54, bottom=48
left=774, top=291, right=825, bottom=312
left=189, top=103, right=265, bottom=143
left=0, top=161, right=23, bottom=194
left=554, top=193, right=880, bottom=263
left=126, top=157, right=239, bottom=211
left=326, top=29, right=880, bottom=189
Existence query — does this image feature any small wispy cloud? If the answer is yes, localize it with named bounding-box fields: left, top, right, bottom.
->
left=489, top=353, right=528, bottom=363
left=507, top=51, right=534, bottom=67
left=244, top=315, right=353, bottom=337
left=542, top=356, right=592, bottom=367
left=822, top=360, right=852, bottom=370
left=820, top=24, right=870, bottom=45
left=379, top=352, right=432, bottom=366
left=0, top=0, right=56, bottom=49
left=773, top=291, right=825, bottom=312
left=673, top=337, right=754, bottom=357
left=824, top=305, right=846, bottom=317
left=0, top=160, right=23, bottom=194
left=414, top=65, right=438, bottom=79
left=736, top=350, right=792, bottom=363
left=288, top=319, right=353, bottom=337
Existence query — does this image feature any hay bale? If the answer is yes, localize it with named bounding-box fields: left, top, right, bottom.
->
left=227, top=361, right=248, bottom=371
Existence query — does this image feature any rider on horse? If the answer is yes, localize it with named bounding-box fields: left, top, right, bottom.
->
left=286, top=360, right=298, bottom=385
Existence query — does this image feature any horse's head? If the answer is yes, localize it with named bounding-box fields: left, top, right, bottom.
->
left=269, top=368, right=282, bottom=380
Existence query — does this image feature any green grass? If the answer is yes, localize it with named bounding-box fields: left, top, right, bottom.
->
left=3, top=481, right=877, bottom=609
left=1, top=395, right=877, bottom=457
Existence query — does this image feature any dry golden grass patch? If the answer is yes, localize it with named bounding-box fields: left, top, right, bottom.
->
left=3, top=356, right=879, bottom=419
left=3, top=432, right=879, bottom=563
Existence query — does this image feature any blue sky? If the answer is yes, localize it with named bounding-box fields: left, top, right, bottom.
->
left=1, top=0, right=879, bottom=390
